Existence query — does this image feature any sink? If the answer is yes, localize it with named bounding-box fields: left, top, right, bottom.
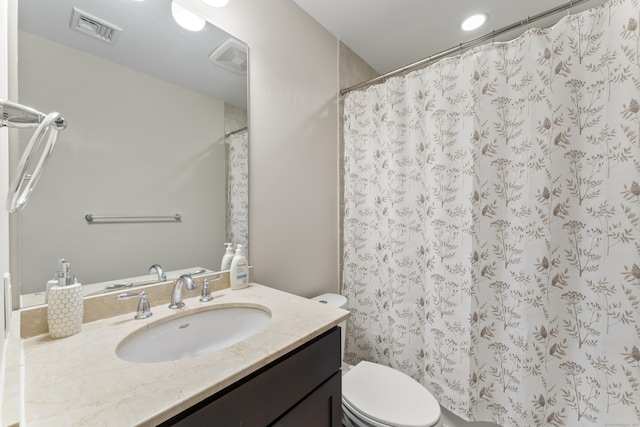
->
left=116, top=306, right=271, bottom=363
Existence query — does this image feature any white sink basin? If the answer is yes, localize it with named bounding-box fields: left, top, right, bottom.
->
left=116, top=306, right=271, bottom=363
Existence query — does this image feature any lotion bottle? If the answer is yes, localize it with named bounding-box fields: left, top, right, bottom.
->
left=229, top=244, right=248, bottom=290
left=47, top=261, right=84, bottom=339
left=220, top=243, right=235, bottom=271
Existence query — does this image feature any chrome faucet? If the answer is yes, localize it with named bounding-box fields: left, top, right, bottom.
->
left=148, top=264, right=167, bottom=282
left=117, top=291, right=152, bottom=319
left=169, top=274, right=197, bottom=309
left=201, top=274, right=221, bottom=302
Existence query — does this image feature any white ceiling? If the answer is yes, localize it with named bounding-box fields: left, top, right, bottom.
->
left=293, top=0, right=609, bottom=75
left=18, top=0, right=611, bottom=102
left=18, top=0, right=248, bottom=108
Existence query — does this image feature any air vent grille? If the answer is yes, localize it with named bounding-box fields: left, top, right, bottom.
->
left=70, top=7, right=122, bottom=45
left=209, top=39, right=248, bottom=75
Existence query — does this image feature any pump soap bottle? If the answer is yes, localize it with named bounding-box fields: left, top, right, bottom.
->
left=220, top=243, right=235, bottom=271
left=45, top=258, right=64, bottom=303
left=229, top=244, right=248, bottom=290
left=47, top=260, right=84, bottom=339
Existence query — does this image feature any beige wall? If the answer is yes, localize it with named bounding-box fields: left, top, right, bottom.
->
left=182, top=0, right=340, bottom=298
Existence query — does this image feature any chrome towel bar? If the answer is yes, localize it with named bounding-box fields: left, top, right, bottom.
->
left=85, top=214, right=181, bottom=223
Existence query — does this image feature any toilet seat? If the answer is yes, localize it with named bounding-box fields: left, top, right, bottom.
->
left=342, top=361, right=441, bottom=427
left=343, top=399, right=388, bottom=427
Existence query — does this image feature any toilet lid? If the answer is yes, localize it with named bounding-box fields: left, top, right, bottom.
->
left=311, top=293, right=348, bottom=309
left=342, top=361, right=441, bottom=427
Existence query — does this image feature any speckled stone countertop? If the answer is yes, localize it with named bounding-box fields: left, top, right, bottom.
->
left=10, top=284, right=349, bottom=426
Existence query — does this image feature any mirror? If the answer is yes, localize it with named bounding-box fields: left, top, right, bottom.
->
left=15, top=0, right=249, bottom=307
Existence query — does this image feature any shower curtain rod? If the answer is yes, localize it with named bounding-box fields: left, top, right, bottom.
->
left=225, top=126, right=248, bottom=137
left=340, top=0, right=594, bottom=96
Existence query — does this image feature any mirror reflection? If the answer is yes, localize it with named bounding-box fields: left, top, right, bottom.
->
left=16, top=0, right=249, bottom=307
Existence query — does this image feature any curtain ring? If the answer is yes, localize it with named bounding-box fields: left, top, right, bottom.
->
left=492, top=30, right=495, bottom=44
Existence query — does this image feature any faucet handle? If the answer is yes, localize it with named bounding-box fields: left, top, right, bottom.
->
left=117, top=291, right=153, bottom=320
left=201, top=274, right=221, bottom=302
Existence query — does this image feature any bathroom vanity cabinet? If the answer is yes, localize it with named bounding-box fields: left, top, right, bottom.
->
left=15, top=285, right=349, bottom=426
left=160, top=326, right=342, bottom=427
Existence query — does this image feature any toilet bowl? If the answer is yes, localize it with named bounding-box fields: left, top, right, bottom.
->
left=311, top=293, right=442, bottom=427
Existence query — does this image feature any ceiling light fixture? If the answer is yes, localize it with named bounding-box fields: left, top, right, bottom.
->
left=461, top=13, right=488, bottom=31
left=202, top=0, right=230, bottom=7
left=171, top=1, right=206, bottom=32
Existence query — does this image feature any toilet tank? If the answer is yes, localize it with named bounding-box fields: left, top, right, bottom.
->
left=311, top=293, right=348, bottom=361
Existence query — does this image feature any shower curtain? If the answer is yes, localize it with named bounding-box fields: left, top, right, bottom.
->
left=226, top=130, right=249, bottom=259
left=342, top=0, right=640, bottom=425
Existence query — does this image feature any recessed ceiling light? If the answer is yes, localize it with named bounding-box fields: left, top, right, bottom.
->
left=461, top=13, right=488, bottom=31
left=171, top=1, right=206, bottom=32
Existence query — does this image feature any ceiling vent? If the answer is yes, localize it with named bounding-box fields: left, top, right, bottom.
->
left=209, top=39, right=248, bottom=75
left=70, top=7, right=122, bottom=45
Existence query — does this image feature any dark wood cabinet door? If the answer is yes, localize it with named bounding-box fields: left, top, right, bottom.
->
left=271, top=371, right=342, bottom=427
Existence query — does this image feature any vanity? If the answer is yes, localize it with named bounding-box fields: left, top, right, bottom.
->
left=3, top=283, right=349, bottom=426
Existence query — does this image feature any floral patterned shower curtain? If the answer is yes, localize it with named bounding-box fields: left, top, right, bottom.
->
left=226, top=130, right=249, bottom=259
left=342, top=0, right=640, bottom=425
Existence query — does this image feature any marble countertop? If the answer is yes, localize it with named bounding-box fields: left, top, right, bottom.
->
left=13, top=283, right=349, bottom=426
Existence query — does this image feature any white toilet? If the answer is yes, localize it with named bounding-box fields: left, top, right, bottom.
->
left=312, top=293, right=443, bottom=427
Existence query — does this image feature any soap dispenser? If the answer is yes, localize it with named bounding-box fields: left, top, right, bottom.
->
left=45, top=258, right=64, bottom=303
left=47, top=260, right=84, bottom=339
left=229, top=244, right=248, bottom=290
left=220, top=242, right=234, bottom=271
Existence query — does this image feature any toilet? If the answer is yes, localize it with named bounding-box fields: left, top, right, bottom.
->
left=312, top=293, right=443, bottom=427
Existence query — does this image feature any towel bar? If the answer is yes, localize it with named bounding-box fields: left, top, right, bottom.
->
left=85, top=214, right=181, bottom=223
